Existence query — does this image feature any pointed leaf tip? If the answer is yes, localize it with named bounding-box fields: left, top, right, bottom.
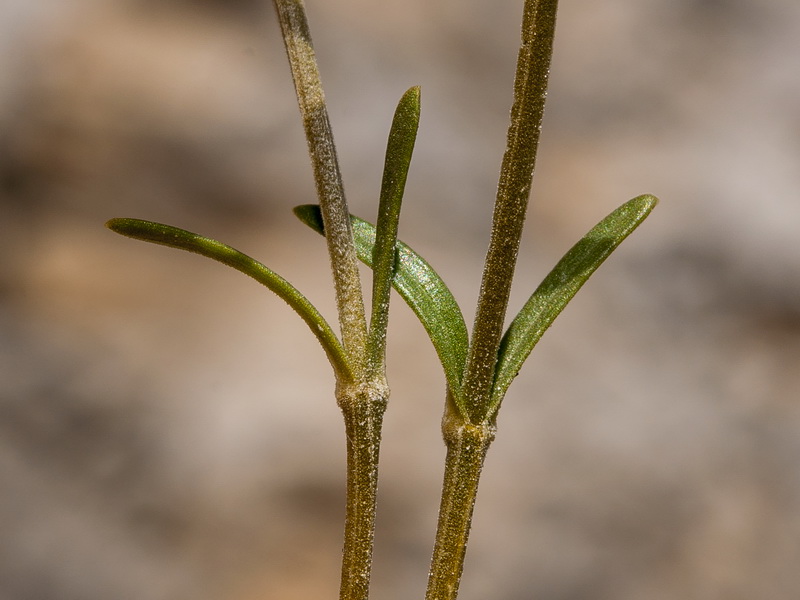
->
left=489, top=194, right=658, bottom=413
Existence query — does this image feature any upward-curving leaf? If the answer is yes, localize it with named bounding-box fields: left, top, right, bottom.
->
left=294, top=205, right=469, bottom=408
left=368, top=86, right=421, bottom=374
left=106, top=218, right=353, bottom=382
left=489, top=194, right=658, bottom=415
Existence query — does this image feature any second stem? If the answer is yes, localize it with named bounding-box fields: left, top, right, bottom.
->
left=426, top=399, right=496, bottom=600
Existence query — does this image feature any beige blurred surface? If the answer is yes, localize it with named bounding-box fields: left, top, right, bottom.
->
left=2, top=1, right=799, bottom=598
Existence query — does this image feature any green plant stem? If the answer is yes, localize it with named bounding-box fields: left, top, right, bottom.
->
left=461, top=0, right=559, bottom=423
left=273, top=3, right=387, bottom=599
left=338, top=380, right=389, bottom=600
left=426, top=398, right=496, bottom=600
left=273, top=0, right=368, bottom=376
left=426, top=2, right=559, bottom=598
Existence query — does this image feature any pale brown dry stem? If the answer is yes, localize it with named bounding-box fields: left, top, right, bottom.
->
left=273, top=4, right=385, bottom=600
left=273, top=0, right=368, bottom=377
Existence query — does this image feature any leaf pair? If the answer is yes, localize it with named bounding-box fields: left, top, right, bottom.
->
left=296, top=194, right=657, bottom=421
left=106, top=82, right=657, bottom=417
left=106, top=87, right=423, bottom=386
left=293, top=205, right=469, bottom=396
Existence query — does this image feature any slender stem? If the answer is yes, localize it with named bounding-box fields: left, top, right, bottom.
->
left=273, top=4, right=388, bottom=599
left=273, top=0, right=369, bottom=376
left=337, top=380, right=389, bottom=600
left=426, top=397, right=495, bottom=600
left=461, top=0, right=559, bottom=423
left=426, top=3, right=559, bottom=598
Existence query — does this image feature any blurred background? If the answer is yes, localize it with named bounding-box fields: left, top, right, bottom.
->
left=2, top=0, right=799, bottom=598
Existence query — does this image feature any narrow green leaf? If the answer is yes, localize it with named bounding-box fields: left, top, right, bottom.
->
left=368, top=86, right=421, bottom=374
left=106, top=218, right=353, bottom=382
left=489, top=194, right=658, bottom=414
left=294, top=205, right=469, bottom=404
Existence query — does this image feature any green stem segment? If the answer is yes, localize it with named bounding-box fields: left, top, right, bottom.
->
left=273, top=3, right=384, bottom=599
left=338, top=381, right=389, bottom=600
left=461, top=0, right=559, bottom=423
left=426, top=399, right=496, bottom=600
left=428, top=1, right=559, bottom=598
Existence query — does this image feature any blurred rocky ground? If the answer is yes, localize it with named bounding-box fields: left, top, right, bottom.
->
left=2, top=0, right=799, bottom=598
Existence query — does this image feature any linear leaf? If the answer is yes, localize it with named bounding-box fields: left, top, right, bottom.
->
left=368, top=86, right=421, bottom=373
left=489, top=194, right=658, bottom=413
left=294, top=205, right=468, bottom=404
left=106, top=218, right=353, bottom=382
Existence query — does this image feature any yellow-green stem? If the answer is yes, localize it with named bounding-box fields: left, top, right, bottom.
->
left=337, top=380, right=389, bottom=600
left=461, top=0, right=559, bottom=422
left=426, top=398, right=496, bottom=600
